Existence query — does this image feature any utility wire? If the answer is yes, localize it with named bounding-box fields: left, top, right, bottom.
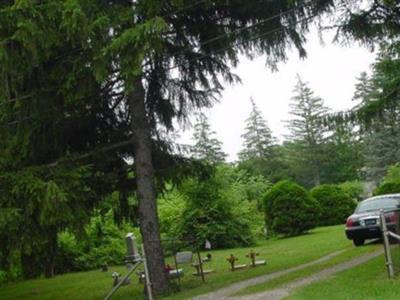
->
left=0, top=7, right=322, bottom=131
left=1, top=0, right=317, bottom=108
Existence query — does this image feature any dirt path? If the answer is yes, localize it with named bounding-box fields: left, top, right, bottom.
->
left=191, top=249, right=383, bottom=300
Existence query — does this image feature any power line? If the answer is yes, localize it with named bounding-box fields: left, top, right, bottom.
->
left=170, top=0, right=317, bottom=57
left=1, top=0, right=317, bottom=109
left=0, top=6, right=323, bottom=129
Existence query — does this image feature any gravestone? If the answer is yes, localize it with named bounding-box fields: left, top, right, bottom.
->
left=176, top=251, right=193, bottom=264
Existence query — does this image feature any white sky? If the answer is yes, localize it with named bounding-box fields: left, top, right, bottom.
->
left=177, top=28, right=376, bottom=162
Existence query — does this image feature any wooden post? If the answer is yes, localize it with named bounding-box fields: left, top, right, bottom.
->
left=380, top=209, right=395, bottom=278
left=197, top=251, right=205, bottom=283
left=172, top=240, right=181, bottom=289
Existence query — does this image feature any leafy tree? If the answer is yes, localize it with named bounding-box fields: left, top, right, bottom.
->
left=384, top=164, right=400, bottom=182
left=373, top=164, right=400, bottom=196
left=263, top=180, right=319, bottom=236
left=310, top=184, right=356, bottom=226
left=339, top=181, right=364, bottom=202
left=191, top=113, right=226, bottom=164
left=374, top=181, right=400, bottom=196
left=286, top=76, right=330, bottom=187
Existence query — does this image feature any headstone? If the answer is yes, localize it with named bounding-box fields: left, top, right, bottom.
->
left=125, top=233, right=141, bottom=262
left=176, top=251, right=193, bottom=264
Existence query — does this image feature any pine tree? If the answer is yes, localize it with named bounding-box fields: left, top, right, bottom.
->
left=191, top=113, right=226, bottom=164
left=0, top=0, right=336, bottom=292
left=239, top=98, right=275, bottom=161
left=286, top=75, right=330, bottom=186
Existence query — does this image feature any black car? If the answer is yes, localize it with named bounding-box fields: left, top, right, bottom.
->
left=345, top=194, right=400, bottom=246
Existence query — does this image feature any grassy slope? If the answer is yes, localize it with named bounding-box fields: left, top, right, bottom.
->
left=0, top=225, right=354, bottom=300
left=235, top=242, right=380, bottom=296
left=285, top=255, right=400, bottom=300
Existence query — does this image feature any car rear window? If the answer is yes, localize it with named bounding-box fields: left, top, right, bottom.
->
left=356, top=197, right=400, bottom=213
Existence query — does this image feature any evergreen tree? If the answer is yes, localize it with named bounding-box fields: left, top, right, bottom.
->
left=0, top=0, right=336, bottom=292
left=352, top=72, right=374, bottom=105
left=191, top=113, right=226, bottom=164
left=324, top=122, right=363, bottom=183
left=350, top=47, right=400, bottom=182
left=239, top=98, right=275, bottom=160
left=286, top=75, right=330, bottom=187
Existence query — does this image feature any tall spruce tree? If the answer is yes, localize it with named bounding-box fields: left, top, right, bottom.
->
left=191, top=113, right=226, bottom=164
left=0, top=0, right=337, bottom=292
left=239, top=98, right=275, bottom=160
left=286, top=75, right=330, bottom=187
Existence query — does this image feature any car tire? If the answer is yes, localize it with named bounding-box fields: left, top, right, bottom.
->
left=353, top=238, right=365, bottom=246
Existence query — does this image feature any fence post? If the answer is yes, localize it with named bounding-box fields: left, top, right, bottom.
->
left=141, top=244, right=154, bottom=300
left=380, top=209, right=395, bottom=278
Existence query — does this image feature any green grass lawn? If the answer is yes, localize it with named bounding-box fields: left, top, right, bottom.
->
left=285, top=254, right=400, bottom=300
left=0, top=225, right=363, bottom=300
left=234, top=241, right=380, bottom=296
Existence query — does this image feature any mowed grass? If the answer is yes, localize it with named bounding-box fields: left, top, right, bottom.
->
left=285, top=254, right=400, bottom=300
left=234, top=241, right=380, bottom=296
left=0, top=225, right=355, bottom=300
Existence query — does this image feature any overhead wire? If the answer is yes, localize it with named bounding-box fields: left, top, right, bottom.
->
left=0, top=1, right=325, bottom=132
left=0, top=1, right=337, bottom=170
left=1, top=0, right=318, bottom=110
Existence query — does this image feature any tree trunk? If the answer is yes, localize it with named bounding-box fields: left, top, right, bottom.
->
left=129, top=79, right=168, bottom=295
left=44, top=227, right=57, bottom=278
left=21, top=252, right=40, bottom=279
left=0, top=236, right=11, bottom=273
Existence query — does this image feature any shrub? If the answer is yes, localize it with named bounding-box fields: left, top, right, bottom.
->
left=263, top=180, right=319, bottom=236
left=55, top=212, right=139, bottom=273
left=373, top=180, right=400, bottom=196
left=310, top=184, right=356, bottom=226
left=338, top=181, right=364, bottom=202
left=178, top=166, right=259, bottom=249
left=384, top=164, right=400, bottom=182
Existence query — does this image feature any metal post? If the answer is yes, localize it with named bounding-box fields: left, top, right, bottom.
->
left=141, top=244, right=154, bottom=300
left=103, top=260, right=142, bottom=300
left=197, top=251, right=205, bottom=283
left=380, top=209, right=395, bottom=278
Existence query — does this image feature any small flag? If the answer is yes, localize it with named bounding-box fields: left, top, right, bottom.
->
left=205, top=239, right=212, bottom=249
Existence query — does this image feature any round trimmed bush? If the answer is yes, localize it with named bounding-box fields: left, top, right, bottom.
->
left=263, top=180, right=319, bottom=236
left=310, top=184, right=356, bottom=226
left=373, top=180, right=400, bottom=196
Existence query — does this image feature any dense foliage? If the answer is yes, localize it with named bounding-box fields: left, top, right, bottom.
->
left=159, top=165, right=268, bottom=249
left=374, top=181, right=400, bottom=196
left=310, top=185, right=356, bottom=226
left=263, top=180, right=319, bottom=236
left=338, top=181, right=364, bottom=202
left=373, top=164, right=400, bottom=196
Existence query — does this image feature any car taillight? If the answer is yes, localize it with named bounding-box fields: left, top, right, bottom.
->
left=346, top=217, right=354, bottom=227
left=387, top=212, right=399, bottom=224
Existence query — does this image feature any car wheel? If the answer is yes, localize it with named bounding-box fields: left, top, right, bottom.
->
left=353, top=238, right=365, bottom=246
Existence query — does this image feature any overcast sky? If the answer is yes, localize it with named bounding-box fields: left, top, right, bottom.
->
left=177, top=27, right=376, bottom=162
